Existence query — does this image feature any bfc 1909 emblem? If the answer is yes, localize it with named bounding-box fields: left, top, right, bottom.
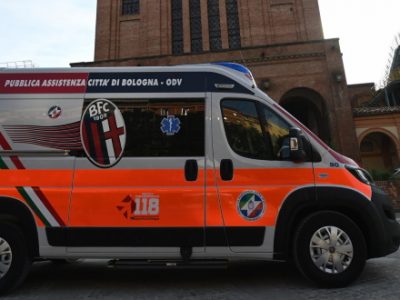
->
left=80, top=99, right=126, bottom=168
left=237, top=191, right=266, bottom=221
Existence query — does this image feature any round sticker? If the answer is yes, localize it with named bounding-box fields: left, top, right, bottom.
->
left=237, top=191, right=265, bottom=221
left=80, top=99, right=126, bottom=168
left=48, top=105, right=62, bottom=119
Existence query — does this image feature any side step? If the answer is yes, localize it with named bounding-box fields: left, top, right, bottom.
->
left=108, top=259, right=228, bottom=269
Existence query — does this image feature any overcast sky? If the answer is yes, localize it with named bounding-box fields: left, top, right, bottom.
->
left=0, top=0, right=399, bottom=86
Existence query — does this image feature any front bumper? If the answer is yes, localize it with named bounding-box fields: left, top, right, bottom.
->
left=367, top=185, right=400, bottom=258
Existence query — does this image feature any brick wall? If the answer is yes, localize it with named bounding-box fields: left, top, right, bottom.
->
left=74, top=0, right=361, bottom=161
left=94, top=0, right=324, bottom=61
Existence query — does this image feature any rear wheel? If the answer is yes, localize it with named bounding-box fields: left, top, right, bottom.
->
left=0, top=223, right=32, bottom=294
left=293, top=211, right=367, bottom=288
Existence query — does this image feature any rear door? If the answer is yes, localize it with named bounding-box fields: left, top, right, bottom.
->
left=212, top=94, right=315, bottom=253
left=67, top=95, right=206, bottom=254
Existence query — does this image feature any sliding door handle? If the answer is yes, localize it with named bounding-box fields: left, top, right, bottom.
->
left=185, top=160, right=198, bottom=181
left=220, top=159, right=234, bottom=181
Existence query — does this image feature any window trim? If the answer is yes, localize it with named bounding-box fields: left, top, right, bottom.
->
left=220, top=98, right=269, bottom=161
left=84, top=97, right=207, bottom=158
left=220, top=98, right=319, bottom=162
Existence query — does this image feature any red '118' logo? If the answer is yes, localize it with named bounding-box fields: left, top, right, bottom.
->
left=117, top=193, right=160, bottom=220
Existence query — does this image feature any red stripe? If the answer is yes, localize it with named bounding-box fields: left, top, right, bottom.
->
left=82, top=121, right=89, bottom=153
left=10, top=156, right=25, bottom=169
left=0, top=132, right=25, bottom=169
left=0, top=132, right=12, bottom=150
left=248, top=202, right=263, bottom=218
left=0, top=73, right=89, bottom=94
left=0, top=131, right=64, bottom=226
left=91, top=122, right=105, bottom=165
left=32, top=187, right=66, bottom=226
left=104, top=114, right=124, bottom=157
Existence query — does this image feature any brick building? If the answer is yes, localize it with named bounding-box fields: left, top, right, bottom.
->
left=72, top=0, right=360, bottom=161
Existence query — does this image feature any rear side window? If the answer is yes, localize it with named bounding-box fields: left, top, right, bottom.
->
left=83, top=98, right=205, bottom=157
left=221, top=99, right=293, bottom=161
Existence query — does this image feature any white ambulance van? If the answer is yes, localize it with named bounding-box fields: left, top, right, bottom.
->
left=0, top=63, right=399, bottom=293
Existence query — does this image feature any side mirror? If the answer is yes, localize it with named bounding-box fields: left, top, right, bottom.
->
left=289, top=127, right=306, bottom=163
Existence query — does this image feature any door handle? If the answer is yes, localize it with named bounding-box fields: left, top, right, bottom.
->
left=185, top=160, right=198, bottom=181
left=220, top=159, right=234, bottom=181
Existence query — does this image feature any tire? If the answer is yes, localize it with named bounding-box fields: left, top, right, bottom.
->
left=293, top=211, right=367, bottom=288
left=0, top=223, right=32, bottom=294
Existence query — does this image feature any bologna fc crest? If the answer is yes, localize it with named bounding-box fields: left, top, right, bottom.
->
left=80, top=99, right=126, bottom=168
left=237, top=191, right=265, bottom=221
left=48, top=105, right=62, bottom=119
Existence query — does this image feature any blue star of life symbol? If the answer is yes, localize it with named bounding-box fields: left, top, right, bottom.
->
left=160, top=115, right=181, bottom=136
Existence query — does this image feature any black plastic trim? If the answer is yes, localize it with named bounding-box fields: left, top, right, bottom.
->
left=46, top=226, right=265, bottom=247
left=273, top=185, right=400, bottom=260
left=0, top=197, right=39, bottom=257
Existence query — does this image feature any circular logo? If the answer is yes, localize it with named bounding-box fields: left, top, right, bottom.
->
left=237, top=191, right=266, bottom=221
left=48, top=106, right=62, bottom=119
left=80, top=99, right=126, bottom=168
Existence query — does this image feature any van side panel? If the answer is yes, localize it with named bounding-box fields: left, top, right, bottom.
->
left=0, top=98, right=80, bottom=229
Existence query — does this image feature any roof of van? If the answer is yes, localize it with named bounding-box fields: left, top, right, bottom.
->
left=0, top=63, right=257, bottom=95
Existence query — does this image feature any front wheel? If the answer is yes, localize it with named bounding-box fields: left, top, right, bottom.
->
left=0, top=223, right=32, bottom=294
left=293, top=211, right=367, bottom=288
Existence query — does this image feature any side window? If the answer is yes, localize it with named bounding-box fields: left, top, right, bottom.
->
left=120, top=99, right=204, bottom=157
left=262, top=106, right=291, bottom=160
left=82, top=99, right=205, bottom=157
left=221, top=99, right=307, bottom=161
left=221, top=100, right=269, bottom=160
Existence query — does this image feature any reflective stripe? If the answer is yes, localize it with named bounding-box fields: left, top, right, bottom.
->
left=0, top=131, right=65, bottom=227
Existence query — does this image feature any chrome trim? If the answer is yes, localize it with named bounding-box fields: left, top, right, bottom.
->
left=0, top=150, right=70, bottom=157
left=310, top=226, right=353, bottom=274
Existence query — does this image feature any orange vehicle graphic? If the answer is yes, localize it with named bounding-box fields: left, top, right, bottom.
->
left=0, top=63, right=398, bottom=293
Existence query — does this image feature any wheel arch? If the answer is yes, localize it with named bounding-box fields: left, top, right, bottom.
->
left=0, top=197, right=39, bottom=258
left=273, top=186, right=380, bottom=261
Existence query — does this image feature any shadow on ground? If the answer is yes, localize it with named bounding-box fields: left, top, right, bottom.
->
left=5, top=252, right=400, bottom=299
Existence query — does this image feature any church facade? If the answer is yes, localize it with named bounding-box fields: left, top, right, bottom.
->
left=72, top=0, right=360, bottom=161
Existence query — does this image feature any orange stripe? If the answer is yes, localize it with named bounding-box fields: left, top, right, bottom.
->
left=0, top=170, right=73, bottom=187
left=0, top=188, right=45, bottom=227
left=74, top=169, right=205, bottom=187
left=314, top=168, right=372, bottom=199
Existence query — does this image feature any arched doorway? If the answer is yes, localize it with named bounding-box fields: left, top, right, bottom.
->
left=360, top=131, right=400, bottom=177
left=280, top=88, right=331, bottom=145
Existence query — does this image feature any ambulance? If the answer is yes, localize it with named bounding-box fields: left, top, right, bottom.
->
left=0, top=63, right=399, bottom=292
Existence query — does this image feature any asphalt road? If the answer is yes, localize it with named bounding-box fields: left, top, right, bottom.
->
left=2, top=246, right=399, bottom=300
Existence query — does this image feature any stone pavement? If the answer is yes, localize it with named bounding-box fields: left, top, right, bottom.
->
left=4, top=248, right=400, bottom=300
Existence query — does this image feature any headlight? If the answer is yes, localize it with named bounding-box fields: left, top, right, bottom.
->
left=346, top=166, right=373, bottom=185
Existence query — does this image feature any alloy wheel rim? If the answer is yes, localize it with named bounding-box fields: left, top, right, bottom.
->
left=309, top=226, right=353, bottom=274
left=0, top=238, right=12, bottom=278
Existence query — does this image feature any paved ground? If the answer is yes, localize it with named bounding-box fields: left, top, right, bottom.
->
left=3, top=248, right=400, bottom=299
left=4, top=215, right=400, bottom=299
left=4, top=252, right=400, bottom=300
